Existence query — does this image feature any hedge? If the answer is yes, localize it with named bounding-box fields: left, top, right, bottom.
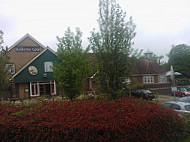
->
left=0, top=98, right=185, bottom=142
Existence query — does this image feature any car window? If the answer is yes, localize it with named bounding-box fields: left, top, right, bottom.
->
left=179, top=97, right=190, bottom=102
left=163, top=103, right=172, bottom=107
left=185, top=105, right=190, bottom=111
left=186, top=88, right=190, bottom=91
left=179, top=88, right=187, bottom=91
left=171, top=104, right=181, bottom=110
left=143, top=90, right=151, bottom=93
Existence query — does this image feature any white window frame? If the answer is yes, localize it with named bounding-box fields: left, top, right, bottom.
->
left=143, top=76, right=154, bottom=83
left=5, top=64, right=15, bottom=74
left=50, top=81, right=56, bottom=95
left=44, top=61, right=53, bottom=72
left=158, top=75, right=167, bottom=83
left=30, top=81, right=56, bottom=97
left=30, top=82, right=40, bottom=97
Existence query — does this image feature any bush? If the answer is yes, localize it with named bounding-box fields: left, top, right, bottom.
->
left=0, top=98, right=185, bottom=142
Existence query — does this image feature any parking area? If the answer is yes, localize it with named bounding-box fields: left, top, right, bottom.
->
left=156, top=94, right=179, bottom=103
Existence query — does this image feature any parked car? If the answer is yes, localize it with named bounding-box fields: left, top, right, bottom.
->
left=183, top=86, right=190, bottom=91
left=171, top=87, right=190, bottom=97
left=162, top=101, right=190, bottom=115
left=131, top=89, right=155, bottom=100
left=179, top=96, right=190, bottom=103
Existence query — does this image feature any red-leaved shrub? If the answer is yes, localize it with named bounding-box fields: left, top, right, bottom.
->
left=0, top=98, right=185, bottom=142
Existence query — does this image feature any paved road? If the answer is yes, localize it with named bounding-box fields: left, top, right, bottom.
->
left=156, top=94, right=179, bottom=103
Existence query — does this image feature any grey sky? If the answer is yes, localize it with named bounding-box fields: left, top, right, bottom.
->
left=1, top=0, right=190, bottom=61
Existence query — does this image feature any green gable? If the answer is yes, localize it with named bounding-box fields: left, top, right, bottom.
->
left=14, top=49, right=59, bottom=83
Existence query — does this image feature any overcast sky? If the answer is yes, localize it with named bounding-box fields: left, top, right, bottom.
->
left=1, top=0, right=190, bottom=61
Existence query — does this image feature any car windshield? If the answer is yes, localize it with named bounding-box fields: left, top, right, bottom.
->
left=142, top=90, right=152, bottom=93
left=185, top=87, right=190, bottom=91
left=179, top=88, right=187, bottom=91
left=179, top=97, right=190, bottom=102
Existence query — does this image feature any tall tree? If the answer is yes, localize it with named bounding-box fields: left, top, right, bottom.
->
left=0, top=30, right=10, bottom=97
left=89, top=0, right=136, bottom=99
left=54, top=28, right=90, bottom=101
left=167, top=44, right=190, bottom=78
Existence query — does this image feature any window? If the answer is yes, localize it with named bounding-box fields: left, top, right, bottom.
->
left=30, top=83, right=40, bottom=97
left=50, top=81, right=56, bottom=95
left=158, top=75, right=167, bottom=83
left=5, top=64, right=15, bottom=74
left=171, top=104, right=181, bottom=110
left=185, top=105, right=190, bottom=111
left=44, top=62, right=53, bottom=72
left=163, top=103, right=172, bottom=107
left=143, top=76, right=154, bottom=83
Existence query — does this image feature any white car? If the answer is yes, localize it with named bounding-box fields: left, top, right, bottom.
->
left=179, top=96, right=190, bottom=103
left=162, top=101, right=190, bottom=115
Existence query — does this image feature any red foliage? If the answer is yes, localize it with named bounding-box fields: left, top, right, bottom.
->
left=0, top=98, right=184, bottom=142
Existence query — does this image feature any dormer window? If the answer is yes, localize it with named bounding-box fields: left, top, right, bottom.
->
left=5, top=64, right=15, bottom=74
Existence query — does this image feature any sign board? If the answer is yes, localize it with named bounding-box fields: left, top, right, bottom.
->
left=171, top=87, right=177, bottom=92
left=15, top=46, right=40, bottom=52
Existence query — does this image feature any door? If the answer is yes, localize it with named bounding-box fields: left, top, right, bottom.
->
left=40, top=84, right=50, bottom=96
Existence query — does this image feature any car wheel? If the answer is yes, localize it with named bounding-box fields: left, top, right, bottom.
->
left=181, top=94, right=185, bottom=97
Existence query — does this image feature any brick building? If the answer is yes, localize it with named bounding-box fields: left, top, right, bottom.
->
left=6, top=34, right=59, bottom=99
left=5, top=34, right=170, bottom=99
left=131, top=52, right=170, bottom=94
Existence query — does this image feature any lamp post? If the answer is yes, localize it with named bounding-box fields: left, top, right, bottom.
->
left=166, top=65, right=181, bottom=100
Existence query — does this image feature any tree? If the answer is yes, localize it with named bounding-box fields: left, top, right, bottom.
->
left=88, top=0, right=136, bottom=99
left=0, top=30, right=10, bottom=97
left=54, top=28, right=90, bottom=101
left=167, top=44, right=190, bottom=79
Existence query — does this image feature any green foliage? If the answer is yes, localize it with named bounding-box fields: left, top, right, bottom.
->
left=125, top=78, right=144, bottom=91
left=182, top=114, right=190, bottom=140
left=0, top=30, right=11, bottom=96
left=88, top=0, right=136, bottom=99
left=176, top=78, right=190, bottom=86
left=130, top=48, right=143, bottom=59
left=54, top=27, right=90, bottom=101
left=168, top=44, right=190, bottom=79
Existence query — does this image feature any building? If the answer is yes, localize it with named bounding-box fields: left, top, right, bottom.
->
left=132, top=51, right=170, bottom=94
left=5, top=34, right=170, bottom=99
left=6, top=34, right=59, bottom=99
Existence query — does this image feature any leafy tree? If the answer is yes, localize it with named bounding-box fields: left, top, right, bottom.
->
left=54, top=28, right=90, bottom=101
left=0, top=30, right=10, bottom=97
left=88, top=0, right=136, bottom=99
left=167, top=44, right=190, bottom=79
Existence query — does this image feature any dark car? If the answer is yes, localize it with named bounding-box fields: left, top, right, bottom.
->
left=131, top=89, right=155, bottom=100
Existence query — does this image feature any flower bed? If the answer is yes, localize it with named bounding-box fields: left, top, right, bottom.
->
left=0, top=98, right=184, bottom=142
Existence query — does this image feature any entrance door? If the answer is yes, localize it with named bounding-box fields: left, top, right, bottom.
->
left=30, top=81, right=56, bottom=97
left=39, top=84, right=50, bottom=96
